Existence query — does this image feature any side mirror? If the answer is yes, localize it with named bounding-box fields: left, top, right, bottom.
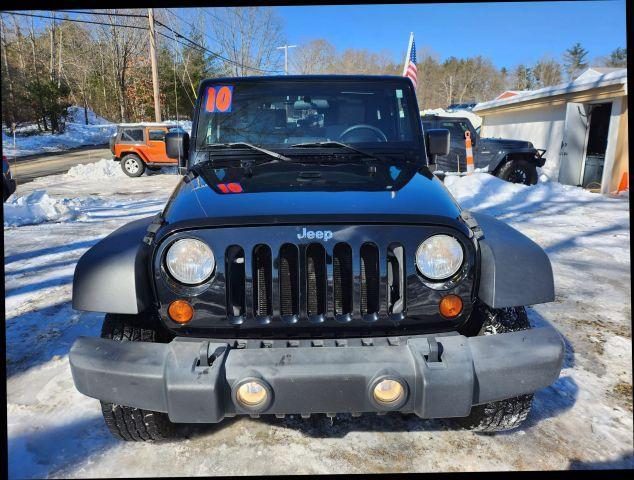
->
left=426, top=128, right=450, bottom=164
left=165, top=131, right=190, bottom=174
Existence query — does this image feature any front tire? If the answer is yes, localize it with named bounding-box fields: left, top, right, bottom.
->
left=497, top=159, right=537, bottom=185
left=455, top=305, right=534, bottom=432
left=99, top=313, right=174, bottom=441
left=121, top=154, right=146, bottom=177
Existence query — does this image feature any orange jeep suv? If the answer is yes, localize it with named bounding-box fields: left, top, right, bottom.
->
left=110, top=123, right=186, bottom=177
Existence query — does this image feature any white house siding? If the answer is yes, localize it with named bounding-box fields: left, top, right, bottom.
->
left=480, top=104, right=566, bottom=180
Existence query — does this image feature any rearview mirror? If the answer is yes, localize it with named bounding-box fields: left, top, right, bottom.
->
left=165, top=131, right=190, bottom=174
left=426, top=128, right=450, bottom=163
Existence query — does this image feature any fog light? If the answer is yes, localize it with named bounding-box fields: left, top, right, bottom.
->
left=236, top=380, right=268, bottom=407
left=168, top=300, right=194, bottom=323
left=373, top=379, right=405, bottom=405
left=439, top=294, right=463, bottom=318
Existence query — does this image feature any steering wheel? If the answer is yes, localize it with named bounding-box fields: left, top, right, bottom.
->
left=339, top=124, right=388, bottom=143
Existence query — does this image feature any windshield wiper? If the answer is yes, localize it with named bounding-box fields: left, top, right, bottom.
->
left=203, top=142, right=292, bottom=162
left=290, top=141, right=390, bottom=164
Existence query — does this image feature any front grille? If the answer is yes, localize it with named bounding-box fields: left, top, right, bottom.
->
left=225, top=241, right=405, bottom=323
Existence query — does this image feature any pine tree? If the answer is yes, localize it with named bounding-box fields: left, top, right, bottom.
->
left=513, top=64, right=534, bottom=90
left=606, top=47, right=627, bottom=68
left=563, top=42, right=589, bottom=80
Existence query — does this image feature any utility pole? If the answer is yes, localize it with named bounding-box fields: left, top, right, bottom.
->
left=276, top=44, right=297, bottom=75
left=148, top=8, right=161, bottom=122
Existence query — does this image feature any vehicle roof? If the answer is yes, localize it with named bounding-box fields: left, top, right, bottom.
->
left=200, top=74, right=414, bottom=85
left=421, top=114, right=471, bottom=122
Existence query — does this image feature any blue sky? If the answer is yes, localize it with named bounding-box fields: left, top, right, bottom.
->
left=275, top=1, right=627, bottom=69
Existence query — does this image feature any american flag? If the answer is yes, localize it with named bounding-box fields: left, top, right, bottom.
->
left=403, top=33, right=417, bottom=88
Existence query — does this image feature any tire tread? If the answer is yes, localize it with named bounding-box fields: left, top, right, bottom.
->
left=456, top=305, right=534, bottom=433
left=99, top=313, right=174, bottom=442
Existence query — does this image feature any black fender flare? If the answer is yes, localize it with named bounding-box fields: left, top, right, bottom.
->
left=72, top=216, right=156, bottom=314
left=488, top=148, right=542, bottom=173
left=472, top=212, right=555, bottom=308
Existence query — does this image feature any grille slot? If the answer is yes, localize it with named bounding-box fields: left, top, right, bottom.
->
left=279, top=244, right=299, bottom=317
left=333, top=243, right=353, bottom=316
left=253, top=245, right=272, bottom=318
left=306, top=244, right=327, bottom=317
left=387, top=243, right=405, bottom=314
left=223, top=239, right=404, bottom=323
left=225, top=246, right=246, bottom=318
left=360, top=243, right=380, bottom=315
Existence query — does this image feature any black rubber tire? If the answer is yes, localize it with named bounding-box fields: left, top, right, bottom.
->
left=497, top=159, right=537, bottom=185
left=455, top=305, right=534, bottom=432
left=99, top=313, right=175, bottom=441
left=120, top=154, right=146, bottom=177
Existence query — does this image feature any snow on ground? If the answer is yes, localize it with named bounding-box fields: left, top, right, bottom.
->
left=4, top=167, right=632, bottom=477
left=2, top=107, right=116, bottom=158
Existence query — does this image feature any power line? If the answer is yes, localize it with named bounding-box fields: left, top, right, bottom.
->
left=153, top=16, right=281, bottom=74
left=4, top=11, right=148, bottom=30
left=58, top=9, right=148, bottom=19
left=165, top=8, right=221, bottom=50
left=4, top=9, right=283, bottom=74
left=63, top=7, right=282, bottom=73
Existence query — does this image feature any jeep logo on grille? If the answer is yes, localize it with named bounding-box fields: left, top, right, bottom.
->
left=297, top=228, right=333, bottom=242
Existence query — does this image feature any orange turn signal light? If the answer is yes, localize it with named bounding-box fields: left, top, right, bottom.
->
left=168, top=300, right=194, bottom=324
left=439, top=295, right=463, bottom=319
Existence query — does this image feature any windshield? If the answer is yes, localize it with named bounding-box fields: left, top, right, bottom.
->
left=194, top=80, right=420, bottom=153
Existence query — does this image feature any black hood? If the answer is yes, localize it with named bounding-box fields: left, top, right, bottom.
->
left=161, top=164, right=463, bottom=229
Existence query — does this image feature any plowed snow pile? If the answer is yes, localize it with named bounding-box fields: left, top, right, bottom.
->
left=4, top=172, right=632, bottom=477
left=3, top=190, right=86, bottom=227
left=65, top=159, right=125, bottom=179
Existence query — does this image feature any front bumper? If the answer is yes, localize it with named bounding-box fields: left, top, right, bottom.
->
left=69, top=328, right=564, bottom=423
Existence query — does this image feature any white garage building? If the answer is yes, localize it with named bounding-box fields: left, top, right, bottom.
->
left=474, top=68, right=628, bottom=193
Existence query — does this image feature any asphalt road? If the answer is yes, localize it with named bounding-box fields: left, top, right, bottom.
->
left=9, top=145, right=111, bottom=184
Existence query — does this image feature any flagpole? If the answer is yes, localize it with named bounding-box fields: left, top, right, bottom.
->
left=402, top=32, right=414, bottom=76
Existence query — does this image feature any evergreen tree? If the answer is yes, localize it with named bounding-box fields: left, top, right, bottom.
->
left=513, top=64, right=534, bottom=90
left=606, top=47, right=627, bottom=68
left=563, top=42, right=589, bottom=79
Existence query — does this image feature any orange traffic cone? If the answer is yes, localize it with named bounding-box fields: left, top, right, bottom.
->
left=465, top=131, right=475, bottom=175
left=616, top=172, right=628, bottom=193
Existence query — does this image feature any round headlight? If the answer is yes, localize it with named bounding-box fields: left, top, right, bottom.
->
left=416, top=235, right=464, bottom=280
left=165, top=238, right=215, bottom=285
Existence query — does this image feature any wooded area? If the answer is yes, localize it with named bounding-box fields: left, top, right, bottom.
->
left=0, top=8, right=627, bottom=133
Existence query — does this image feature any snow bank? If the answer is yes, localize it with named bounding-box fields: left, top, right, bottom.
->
left=2, top=190, right=85, bottom=227
left=2, top=106, right=115, bottom=158
left=445, top=173, right=589, bottom=210
left=4, top=190, right=76, bottom=227
left=66, top=106, right=111, bottom=125
left=65, top=158, right=125, bottom=179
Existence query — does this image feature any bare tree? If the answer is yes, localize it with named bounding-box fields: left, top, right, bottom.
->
left=532, top=55, right=562, bottom=88
left=291, top=39, right=336, bottom=74
left=208, top=7, right=284, bottom=76
left=93, top=10, right=147, bottom=122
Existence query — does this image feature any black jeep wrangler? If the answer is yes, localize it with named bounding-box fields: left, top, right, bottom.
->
left=421, top=114, right=546, bottom=185
left=69, top=75, right=564, bottom=441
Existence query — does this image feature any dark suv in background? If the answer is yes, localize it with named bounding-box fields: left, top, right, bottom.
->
left=421, top=114, right=546, bottom=185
